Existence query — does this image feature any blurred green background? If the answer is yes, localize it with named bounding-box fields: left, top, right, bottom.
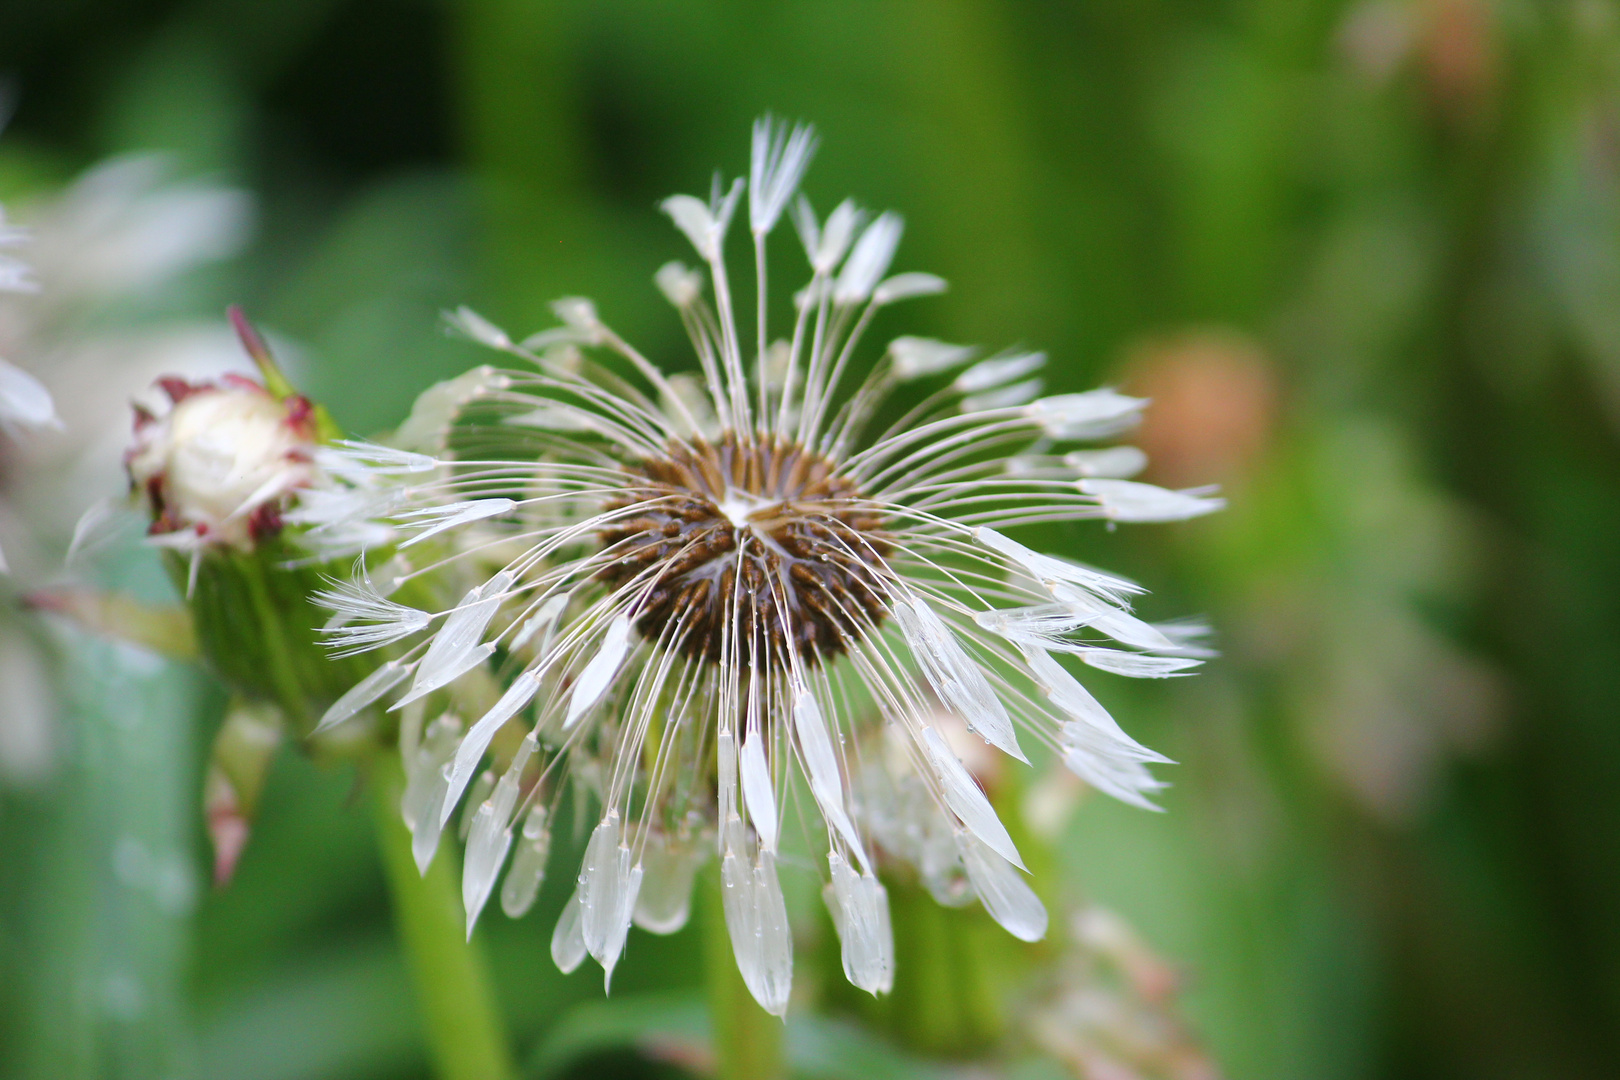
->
left=3, top=0, right=1620, bottom=1077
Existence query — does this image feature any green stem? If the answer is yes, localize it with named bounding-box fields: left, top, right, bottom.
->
left=701, top=863, right=785, bottom=1080
left=884, top=882, right=1002, bottom=1056
left=371, top=755, right=517, bottom=1080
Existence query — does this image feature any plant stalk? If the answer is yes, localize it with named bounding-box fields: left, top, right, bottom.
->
left=371, top=755, right=517, bottom=1080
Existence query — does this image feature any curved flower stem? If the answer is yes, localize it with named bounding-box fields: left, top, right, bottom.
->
left=701, top=863, right=785, bottom=1080
left=371, top=754, right=517, bottom=1080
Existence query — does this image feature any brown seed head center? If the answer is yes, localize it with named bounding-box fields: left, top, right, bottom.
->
left=597, top=433, right=890, bottom=665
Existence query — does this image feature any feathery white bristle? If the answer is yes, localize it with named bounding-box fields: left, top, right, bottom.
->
left=509, top=593, right=568, bottom=653
left=834, top=212, right=903, bottom=304
left=404, top=713, right=462, bottom=873
left=872, top=271, right=947, bottom=306
left=322, top=440, right=438, bottom=475
left=564, top=614, right=631, bottom=730
left=1061, top=719, right=1170, bottom=811
left=722, top=845, right=793, bottom=1016
left=921, top=726, right=1024, bottom=870
left=955, top=351, right=1046, bottom=393
left=824, top=851, right=894, bottom=995
left=961, top=377, right=1044, bottom=413
left=974, top=526, right=1144, bottom=607
left=895, top=598, right=1025, bottom=762
left=396, top=498, right=515, bottom=547
left=750, top=117, right=818, bottom=237
left=1018, top=644, right=1169, bottom=764
left=956, top=830, right=1046, bottom=942
left=501, top=806, right=550, bottom=918
left=315, top=579, right=431, bottom=657
left=654, top=261, right=704, bottom=308
left=440, top=680, right=541, bottom=828
left=463, top=735, right=533, bottom=936
left=793, top=681, right=869, bottom=873
left=579, top=812, right=643, bottom=990
left=889, top=336, right=978, bottom=380
left=1026, top=388, right=1148, bottom=440
left=314, top=660, right=411, bottom=733
left=1078, top=648, right=1202, bottom=678
left=633, top=832, right=707, bottom=935
left=740, top=730, right=779, bottom=854
left=1064, top=446, right=1148, bottom=479
left=0, top=357, right=59, bottom=432
left=1078, top=478, right=1226, bottom=522
left=446, top=305, right=513, bottom=350
left=551, top=887, right=588, bottom=974
left=397, top=573, right=511, bottom=707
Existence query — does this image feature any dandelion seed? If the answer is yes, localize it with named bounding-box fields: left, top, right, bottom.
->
left=835, top=212, right=904, bottom=304
left=314, top=578, right=431, bottom=657
left=890, top=336, right=978, bottom=380
left=1078, top=478, right=1226, bottom=523
left=955, top=351, right=1046, bottom=394
left=872, top=272, right=947, bottom=306
left=312, top=121, right=1217, bottom=1012
left=1027, top=388, right=1149, bottom=440
left=1063, top=446, right=1148, bottom=479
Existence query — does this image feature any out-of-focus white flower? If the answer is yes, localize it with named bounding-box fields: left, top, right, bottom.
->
left=0, top=154, right=255, bottom=559
left=0, top=197, right=59, bottom=561
left=0, top=151, right=251, bottom=785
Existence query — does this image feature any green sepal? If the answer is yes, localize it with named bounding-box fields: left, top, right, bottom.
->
left=169, top=538, right=371, bottom=736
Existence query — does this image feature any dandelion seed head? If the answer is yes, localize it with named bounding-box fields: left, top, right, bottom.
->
left=595, top=433, right=890, bottom=665
left=300, top=119, right=1221, bottom=1012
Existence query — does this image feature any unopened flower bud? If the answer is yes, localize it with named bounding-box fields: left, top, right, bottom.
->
left=126, top=374, right=317, bottom=551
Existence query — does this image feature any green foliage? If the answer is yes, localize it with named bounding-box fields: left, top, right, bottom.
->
left=4, top=0, right=1620, bottom=1077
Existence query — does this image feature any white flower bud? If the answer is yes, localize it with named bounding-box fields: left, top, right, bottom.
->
left=125, top=375, right=317, bottom=550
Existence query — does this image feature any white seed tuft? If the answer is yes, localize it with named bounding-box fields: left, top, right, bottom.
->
left=721, top=844, right=793, bottom=1016
left=0, top=357, right=59, bottom=432
left=1026, top=389, right=1148, bottom=440
left=956, top=829, right=1047, bottom=942
left=1063, top=446, right=1148, bottom=479
left=551, top=887, right=588, bottom=974
left=440, top=677, right=541, bottom=828
left=954, top=351, right=1046, bottom=394
left=395, top=499, right=516, bottom=547
left=920, top=726, right=1024, bottom=870
left=564, top=614, right=632, bottom=730
left=404, top=713, right=462, bottom=873
left=445, top=305, right=513, bottom=350
left=1078, top=478, right=1226, bottom=523
left=750, top=117, right=818, bottom=237
left=740, top=730, right=779, bottom=854
left=579, top=811, right=644, bottom=990
left=895, top=598, right=1025, bottom=762
left=823, top=851, right=894, bottom=995
left=654, top=261, right=704, bottom=308
left=872, top=271, right=947, bottom=306
left=834, top=212, right=903, bottom=304
left=633, top=832, right=707, bottom=935
left=314, top=660, right=410, bottom=733
left=501, top=805, right=551, bottom=919
left=792, top=681, right=870, bottom=873
left=889, top=336, right=978, bottom=381
left=960, top=377, right=1044, bottom=413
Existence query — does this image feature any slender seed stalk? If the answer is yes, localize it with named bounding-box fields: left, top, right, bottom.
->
left=371, top=754, right=517, bottom=1080
left=702, top=862, right=785, bottom=1080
